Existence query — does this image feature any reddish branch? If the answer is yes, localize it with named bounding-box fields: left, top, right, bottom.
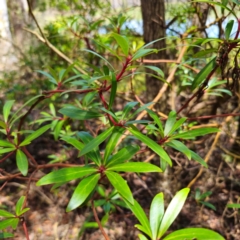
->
left=91, top=200, right=110, bottom=240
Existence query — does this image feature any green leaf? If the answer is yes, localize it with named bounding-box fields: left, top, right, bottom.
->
left=121, top=102, right=139, bottom=120
left=112, top=33, right=129, bottom=56
left=0, top=140, right=15, bottom=148
left=193, top=48, right=217, bottom=58
left=107, top=162, right=162, bottom=173
left=53, top=120, right=65, bottom=141
left=18, top=208, right=30, bottom=216
left=106, top=145, right=140, bottom=167
left=168, top=118, right=187, bottom=136
left=138, top=233, right=149, bottom=240
left=131, top=49, right=155, bottom=61
left=0, top=148, right=15, bottom=155
left=79, top=126, right=114, bottom=157
left=20, top=124, right=51, bottom=146
left=106, top=171, right=133, bottom=205
left=166, top=140, right=191, bottom=160
left=0, top=218, right=19, bottom=230
left=76, top=132, right=101, bottom=165
left=0, top=232, right=14, bottom=238
left=135, top=224, right=152, bottom=237
left=36, top=166, right=97, bottom=186
left=36, top=70, right=57, bottom=84
left=221, top=0, right=228, bottom=6
left=191, top=57, right=216, bottom=90
left=83, top=49, right=114, bottom=69
left=125, top=120, right=151, bottom=125
left=9, top=94, right=43, bottom=126
left=164, top=111, right=177, bottom=136
left=66, top=173, right=100, bottom=212
left=59, top=106, right=102, bottom=120
left=150, top=193, right=164, bottom=240
left=0, top=120, right=7, bottom=129
left=131, top=102, right=153, bottom=118
left=200, top=201, right=216, bottom=211
left=0, top=210, right=15, bottom=218
left=16, top=150, right=28, bottom=176
left=158, top=188, right=190, bottom=238
left=190, top=150, right=208, bottom=168
left=103, top=127, right=125, bottom=164
left=227, top=203, right=240, bottom=208
left=163, top=228, right=225, bottom=240
left=15, top=196, right=25, bottom=216
left=129, top=128, right=172, bottom=166
left=225, top=20, right=234, bottom=40
left=144, top=66, right=164, bottom=78
left=3, top=100, right=15, bottom=123
left=109, top=73, right=117, bottom=109
left=146, top=109, right=164, bottom=137
left=171, top=128, right=219, bottom=139
left=61, top=136, right=84, bottom=150
left=124, top=199, right=152, bottom=238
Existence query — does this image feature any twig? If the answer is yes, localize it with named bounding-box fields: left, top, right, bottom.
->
left=91, top=200, right=110, bottom=240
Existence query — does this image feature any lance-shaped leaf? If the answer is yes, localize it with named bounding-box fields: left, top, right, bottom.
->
left=59, top=106, right=102, bottom=120
left=163, top=228, right=224, bottom=240
left=16, top=150, right=28, bottom=176
left=131, top=49, right=156, bottom=61
left=166, top=140, right=191, bottom=160
left=146, top=109, right=164, bottom=137
left=107, top=162, right=162, bottom=173
left=3, top=100, right=15, bottom=123
left=0, top=232, right=14, bottom=238
left=150, top=193, right=164, bottom=240
left=20, top=124, right=51, bottom=146
left=36, top=70, right=57, bottom=84
left=227, top=203, right=240, bottom=208
left=106, top=171, right=133, bottom=205
left=0, top=218, right=19, bottom=230
left=112, top=33, right=129, bottom=56
left=106, top=145, right=140, bottom=167
left=62, top=136, right=84, bottom=150
left=103, top=127, right=125, bottom=164
left=15, top=196, right=25, bottom=216
left=121, top=102, right=139, bottom=120
left=66, top=173, right=100, bottom=212
left=190, top=150, right=208, bottom=168
left=129, top=128, right=172, bottom=166
left=83, top=49, right=114, bottom=69
left=125, top=199, right=152, bottom=238
left=167, top=117, right=187, bottom=136
left=138, top=234, right=149, bottom=240
left=0, top=140, right=15, bottom=148
left=191, top=57, right=217, bottom=90
left=0, top=148, right=15, bottom=155
left=36, top=166, right=97, bottom=186
left=171, top=128, right=219, bottom=139
left=225, top=20, right=234, bottom=40
left=77, top=132, right=101, bottom=165
left=144, top=66, right=164, bottom=78
left=164, top=111, right=176, bottom=136
left=158, top=188, right=190, bottom=238
left=0, top=210, right=15, bottom=218
left=79, top=126, right=114, bottom=157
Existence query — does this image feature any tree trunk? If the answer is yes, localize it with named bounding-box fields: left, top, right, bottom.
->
left=140, top=0, right=167, bottom=111
left=0, top=0, right=17, bottom=71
